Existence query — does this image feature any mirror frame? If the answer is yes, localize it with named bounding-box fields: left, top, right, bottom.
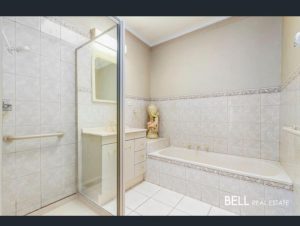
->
left=91, top=47, right=117, bottom=104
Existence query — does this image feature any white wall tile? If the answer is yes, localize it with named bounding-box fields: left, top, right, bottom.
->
left=261, top=106, right=279, bottom=124
left=41, top=33, right=60, bottom=59
left=185, top=181, right=202, bottom=200
left=157, top=92, right=279, bottom=160
left=41, top=79, right=60, bottom=102
left=41, top=18, right=60, bottom=38
left=61, top=61, right=75, bottom=85
left=41, top=146, right=64, bottom=169
left=41, top=56, right=60, bottom=81
left=261, top=93, right=280, bottom=106
left=41, top=102, right=60, bottom=126
left=2, top=73, right=15, bottom=100
left=201, top=185, right=219, bottom=206
left=15, top=101, right=40, bottom=126
left=41, top=167, right=65, bottom=205
left=160, top=162, right=186, bottom=179
left=61, top=41, right=75, bottom=63
left=16, top=51, right=40, bottom=77
left=16, top=17, right=40, bottom=30
left=16, top=23, right=40, bottom=53
left=16, top=75, right=40, bottom=101
left=15, top=150, right=40, bottom=177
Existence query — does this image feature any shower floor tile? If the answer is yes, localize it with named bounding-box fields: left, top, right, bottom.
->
left=43, top=199, right=99, bottom=216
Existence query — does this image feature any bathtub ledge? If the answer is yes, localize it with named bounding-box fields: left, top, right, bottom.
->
left=147, top=154, right=293, bottom=191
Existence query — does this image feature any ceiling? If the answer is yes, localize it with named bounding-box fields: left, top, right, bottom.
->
left=122, top=16, right=230, bottom=47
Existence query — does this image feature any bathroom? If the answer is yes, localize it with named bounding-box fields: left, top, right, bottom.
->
left=0, top=16, right=299, bottom=216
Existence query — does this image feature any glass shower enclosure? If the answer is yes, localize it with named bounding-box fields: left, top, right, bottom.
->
left=76, top=17, right=124, bottom=216
left=0, top=16, right=124, bottom=216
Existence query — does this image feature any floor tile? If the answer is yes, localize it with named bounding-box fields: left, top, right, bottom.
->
left=135, top=199, right=173, bottom=216
left=127, top=211, right=141, bottom=216
left=133, top=181, right=161, bottom=197
left=209, top=207, right=236, bottom=216
left=125, top=189, right=149, bottom=210
left=175, top=196, right=211, bottom=215
left=43, top=199, right=98, bottom=216
left=102, top=199, right=117, bottom=214
left=152, top=188, right=184, bottom=207
left=169, top=209, right=189, bottom=216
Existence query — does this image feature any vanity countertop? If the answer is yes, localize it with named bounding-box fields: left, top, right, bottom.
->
left=82, top=127, right=147, bottom=137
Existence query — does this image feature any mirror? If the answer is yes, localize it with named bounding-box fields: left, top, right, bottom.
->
left=92, top=47, right=117, bottom=103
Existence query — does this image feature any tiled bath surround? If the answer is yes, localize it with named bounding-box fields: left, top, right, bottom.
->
left=153, top=89, right=281, bottom=161
left=280, top=70, right=300, bottom=214
left=146, top=158, right=295, bottom=215
left=1, top=17, right=84, bottom=215
left=125, top=97, right=149, bottom=129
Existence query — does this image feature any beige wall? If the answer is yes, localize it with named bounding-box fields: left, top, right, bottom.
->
left=150, top=17, right=282, bottom=98
left=280, top=16, right=300, bottom=214
left=281, top=17, right=300, bottom=83
left=125, top=31, right=151, bottom=98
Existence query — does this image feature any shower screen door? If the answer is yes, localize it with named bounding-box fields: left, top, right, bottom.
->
left=76, top=17, right=124, bottom=216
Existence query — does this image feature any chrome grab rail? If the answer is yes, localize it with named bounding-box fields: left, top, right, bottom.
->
left=3, top=132, right=64, bottom=142
left=282, top=126, right=300, bottom=136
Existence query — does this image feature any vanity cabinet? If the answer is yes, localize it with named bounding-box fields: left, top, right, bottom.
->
left=81, top=127, right=147, bottom=201
left=124, top=135, right=146, bottom=189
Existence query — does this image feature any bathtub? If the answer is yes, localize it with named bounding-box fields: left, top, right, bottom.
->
left=146, top=146, right=294, bottom=215
left=148, top=146, right=292, bottom=187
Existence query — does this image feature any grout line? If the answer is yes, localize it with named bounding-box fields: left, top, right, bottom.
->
left=207, top=206, right=213, bottom=216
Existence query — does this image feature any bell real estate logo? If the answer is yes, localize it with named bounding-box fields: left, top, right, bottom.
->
left=224, top=195, right=290, bottom=207
left=225, top=195, right=249, bottom=206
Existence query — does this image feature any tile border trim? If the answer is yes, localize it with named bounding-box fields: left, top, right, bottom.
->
left=281, top=66, right=300, bottom=90
left=125, top=86, right=280, bottom=102
left=147, top=155, right=293, bottom=191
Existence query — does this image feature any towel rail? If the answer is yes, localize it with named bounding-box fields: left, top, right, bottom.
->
left=282, top=126, right=300, bottom=136
left=3, top=132, right=64, bottom=142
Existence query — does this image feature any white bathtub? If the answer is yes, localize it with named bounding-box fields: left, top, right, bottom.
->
left=148, top=146, right=292, bottom=187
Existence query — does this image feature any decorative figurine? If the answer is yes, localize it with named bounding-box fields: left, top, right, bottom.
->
left=147, top=104, right=159, bottom=139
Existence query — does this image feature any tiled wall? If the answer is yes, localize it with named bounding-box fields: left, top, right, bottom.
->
left=153, top=91, right=280, bottom=161
left=125, top=98, right=149, bottom=129
left=146, top=158, right=295, bottom=215
left=280, top=74, right=300, bottom=214
left=1, top=17, right=83, bottom=215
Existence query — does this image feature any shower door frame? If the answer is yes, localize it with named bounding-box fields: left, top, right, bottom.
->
left=75, top=16, right=125, bottom=216
left=113, top=16, right=125, bottom=216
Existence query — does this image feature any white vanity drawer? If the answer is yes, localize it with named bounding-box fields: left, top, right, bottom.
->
left=135, top=138, right=146, bottom=151
left=134, top=150, right=146, bottom=164
left=134, top=162, right=146, bottom=176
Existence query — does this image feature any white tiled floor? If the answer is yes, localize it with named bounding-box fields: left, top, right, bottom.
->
left=33, top=181, right=236, bottom=216
left=122, top=181, right=236, bottom=216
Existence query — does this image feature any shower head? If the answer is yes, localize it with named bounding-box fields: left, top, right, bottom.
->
left=1, top=29, right=31, bottom=54
left=15, top=45, right=31, bottom=52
